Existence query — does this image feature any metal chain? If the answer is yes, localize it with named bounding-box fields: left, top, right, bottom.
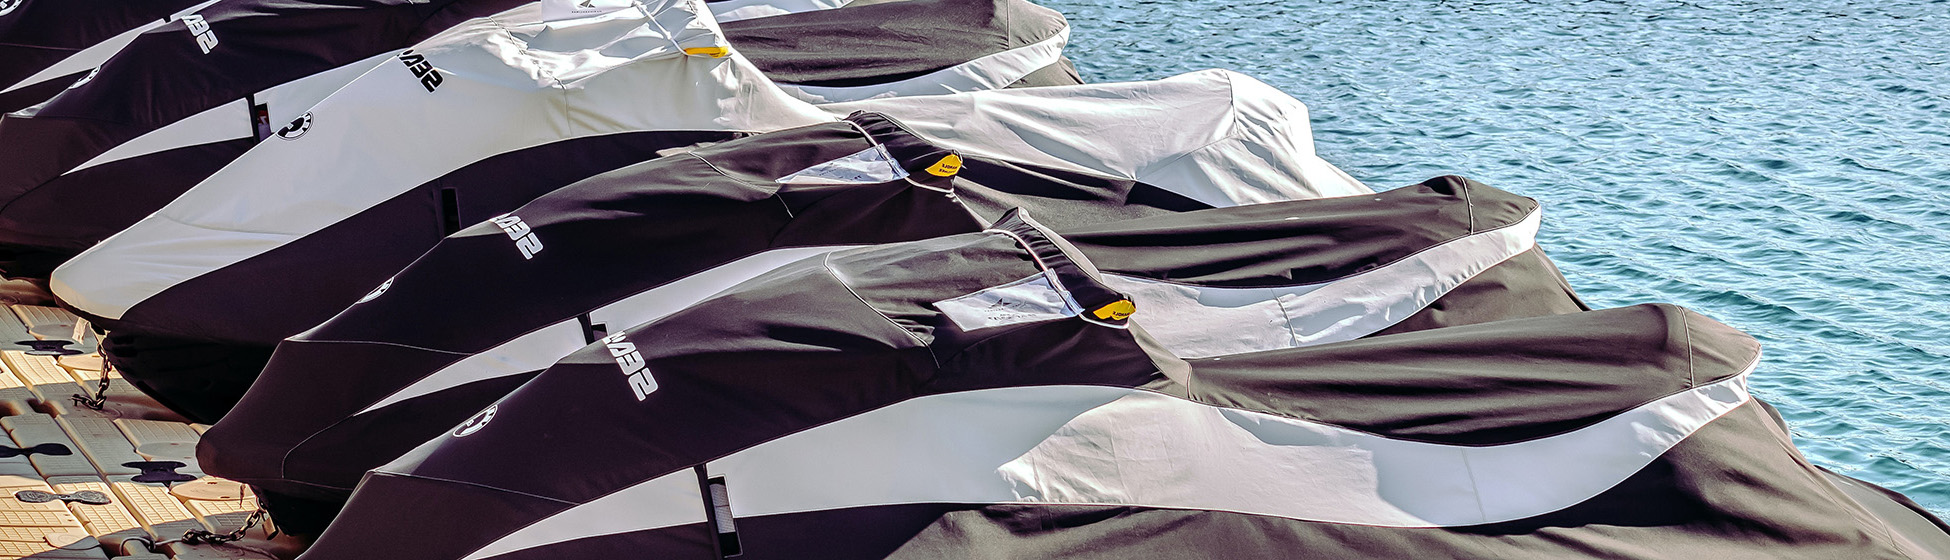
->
left=177, top=508, right=269, bottom=546
left=69, top=360, right=111, bottom=411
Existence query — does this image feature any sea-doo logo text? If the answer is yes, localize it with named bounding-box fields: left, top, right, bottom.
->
left=452, top=404, right=496, bottom=437
left=183, top=15, right=219, bottom=53
left=397, top=50, right=443, bottom=92
left=601, top=333, right=659, bottom=401
left=490, top=214, right=543, bottom=259
left=276, top=112, right=311, bottom=140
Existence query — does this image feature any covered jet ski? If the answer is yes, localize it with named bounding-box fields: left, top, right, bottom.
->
left=197, top=165, right=1578, bottom=522
left=298, top=212, right=1950, bottom=560
left=0, top=0, right=534, bottom=275
left=723, top=0, right=1077, bottom=103
left=54, top=71, right=1369, bottom=422
left=0, top=0, right=213, bottom=112
left=0, top=0, right=1078, bottom=276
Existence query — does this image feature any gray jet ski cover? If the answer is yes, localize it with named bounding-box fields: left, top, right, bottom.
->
left=197, top=154, right=1580, bottom=503
left=0, top=0, right=1079, bottom=277
left=52, top=71, right=1369, bottom=417
left=297, top=212, right=1950, bottom=560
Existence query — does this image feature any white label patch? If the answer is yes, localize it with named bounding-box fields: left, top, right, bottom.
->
left=933, top=272, right=1078, bottom=331
left=541, top=0, right=634, bottom=20
left=775, top=145, right=908, bottom=185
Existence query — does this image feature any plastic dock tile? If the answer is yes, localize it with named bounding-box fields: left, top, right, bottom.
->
left=112, top=420, right=201, bottom=474
left=0, top=310, right=35, bottom=357
left=57, top=418, right=144, bottom=477
left=104, top=476, right=200, bottom=542
left=0, top=415, right=96, bottom=478
left=0, top=539, right=107, bottom=559
left=0, top=371, right=38, bottom=417
left=0, top=524, right=82, bottom=542
left=7, top=306, right=97, bottom=354
left=0, top=352, right=93, bottom=418
left=45, top=476, right=145, bottom=553
left=53, top=355, right=102, bottom=373
left=56, top=359, right=184, bottom=422
left=0, top=453, right=40, bottom=486
left=185, top=498, right=259, bottom=535
left=111, top=421, right=198, bottom=450
left=0, top=481, right=84, bottom=528
left=163, top=542, right=277, bottom=560
left=0, top=342, right=287, bottom=560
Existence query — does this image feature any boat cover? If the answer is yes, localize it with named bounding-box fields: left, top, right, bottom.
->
left=724, top=0, right=1078, bottom=103
left=0, top=0, right=1077, bottom=275
left=0, top=0, right=212, bottom=112
left=296, top=212, right=1950, bottom=560
left=0, top=0, right=534, bottom=274
left=53, top=71, right=1368, bottom=422
left=198, top=162, right=1576, bottom=501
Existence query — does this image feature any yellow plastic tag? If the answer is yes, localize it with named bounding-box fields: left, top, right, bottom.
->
left=683, top=46, right=730, bottom=58
left=925, top=154, right=963, bottom=177
left=1091, top=299, right=1135, bottom=321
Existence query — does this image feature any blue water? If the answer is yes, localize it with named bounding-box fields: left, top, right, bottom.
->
left=1043, top=0, right=1950, bottom=516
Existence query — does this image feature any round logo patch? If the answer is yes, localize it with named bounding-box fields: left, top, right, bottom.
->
left=452, top=404, right=497, bottom=438
left=276, top=112, right=311, bottom=140
left=0, top=0, right=20, bottom=17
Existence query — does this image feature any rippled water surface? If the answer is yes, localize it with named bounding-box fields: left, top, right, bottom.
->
left=1042, top=0, right=1950, bottom=515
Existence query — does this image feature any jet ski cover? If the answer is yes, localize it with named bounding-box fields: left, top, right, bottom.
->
left=0, top=0, right=1078, bottom=275
left=198, top=149, right=1576, bottom=502
left=53, top=71, right=1368, bottom=421
left=298, top=214, right=1948, bottom=560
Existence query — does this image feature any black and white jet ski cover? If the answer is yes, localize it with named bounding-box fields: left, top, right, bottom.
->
left=0, top=0, right=214, bottom=113
left=298, top=213, right=1950, bottom=560
left=199, top=167, right=1579, bottom=502
left=53, top=71, right=1366, bottom=420
left=0, top=0, right=1078, bottom=275
left=0, top=0, right=535, bottom=274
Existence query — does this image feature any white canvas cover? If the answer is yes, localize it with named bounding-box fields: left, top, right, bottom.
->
left=53, top=0, right=834, bottom=319
left=61, top=0, right=1058, bottom=173
left=56, top=68, right=1367, bottom=324
left=830, top=69, right=1368, bottom=207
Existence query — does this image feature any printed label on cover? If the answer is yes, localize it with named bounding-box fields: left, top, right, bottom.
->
left=933, top=272, right=1078, bottom=331
left=776, top=145, right=908, bottom=185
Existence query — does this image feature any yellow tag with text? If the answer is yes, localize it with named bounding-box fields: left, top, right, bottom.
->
left=925, top=154, right=963, bottom=177
left=683, top=46, right=730, bottom=58
left=1091, top=299, right=1135, bottom=321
